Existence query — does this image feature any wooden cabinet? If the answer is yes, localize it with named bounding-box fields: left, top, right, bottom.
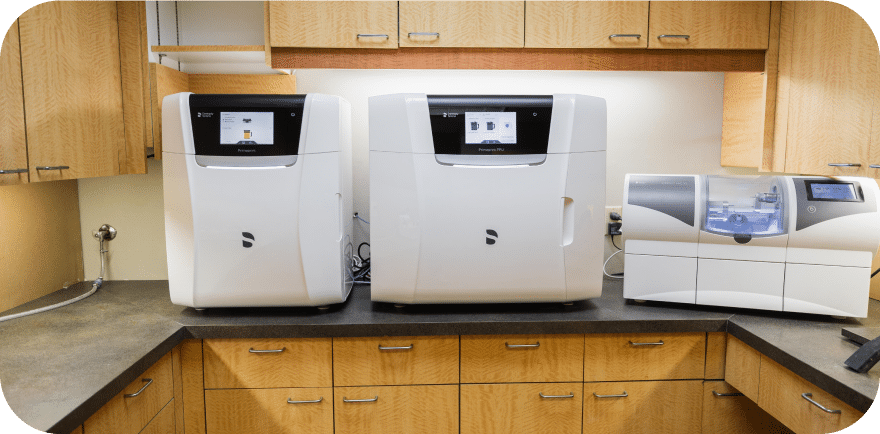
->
left=525, top=1, right=649, bottom=49
left=0, top=21, right=28, bottom=185
left=268, top=1, right=398, bottom=49
left=702, top=381, right=792, bottom=434
left=583, top=333, right=706, bottom=382
left=399, top=1, right=524, bottom=48
left=334, top=385, right=458, bottom=434
left=205, top=388, right=333, bottom=434
left=461, top=383, right=583, bottom=434
left=139, top=400, right=176, bottom=434
left=460, top=334, right=584, bottom=383
left=648, top=1, right=771, bottom=50
left=583, top=380, right=702, bottom=434
left=724, top=335, right=761, bottom=402
left=333, top=335, right=458, bottom=386
left=203, top=338, right=332, bottom=389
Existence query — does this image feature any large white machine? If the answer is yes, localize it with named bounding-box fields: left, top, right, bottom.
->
left=369, top=94, right=606, bottom=304
left=622, top=174, right=880, bottom=317
left=163, top=93, right=352, bottom=308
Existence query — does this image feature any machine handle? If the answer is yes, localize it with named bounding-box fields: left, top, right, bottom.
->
left=249, top=347, right=285, bottom=353
left=609, top=34, right=641, bottom=39
left=593, top=391, right=628, bottom=398
left=801, top=393, right=841, bottom=414
left=712, top=390, right=745, bottom=398
left=505, top=342, right=540, bottom=349
left=657, top=34, right=690, bottom=40
left=408, top=32, right=440, bottom=38
left=357, top=34, right=389, bottom=39
left=288, top=397, right=323, bottom=404
left=869, top=165, right=880, bottom=169
left=378, top=344, right=414, bottom=351
left=343, top=396, right=379, bottom=403
left=629, top=340, right=664, bottom=346
left=36, top=166, right=69, bottom=171
left=124, top=379, right=153, bottom=398
left=0, top=168, right=28, bottom=174
left=827, top=163, right=861, bottom=167
left=539, top=392, right=575, bottom=399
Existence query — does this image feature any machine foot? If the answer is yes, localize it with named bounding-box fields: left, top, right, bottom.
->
left=831, top=315, right=847, bottom=320
left=633, top=299, right=647, bottom=303
left=317, top=306, right=331, bottom=311
left=562, top=302, right=574, bottom=306
left=394, top=304, right=406, bottom=309
left=195, top=308, right=206, bottom=312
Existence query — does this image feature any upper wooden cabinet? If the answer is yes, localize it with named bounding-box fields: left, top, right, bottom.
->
left=525, top=1, right=649, bottom=49
left=0, top=21, right=28, bottom=186
left=269, top=1, right=398, bottom=49
left=399, top=1, right=524, bottom=48
left=648, top=1, right=771, bottom=49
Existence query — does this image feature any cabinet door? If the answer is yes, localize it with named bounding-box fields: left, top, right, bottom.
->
left=269, top=1, right=397, bottom=49
left=525, top=1, right=648, bottom=48
left=334, top=385, right=458, bottom=434
left=203, top=338, right=333, bottom=389
left=139, top=400, right=175, bottom=434
left=461, top=383, right=582, bottom=434
left=205, top=388, right=333, bottom=434
left=862, top=16, right=880, bottom=179
left=583, top=380, right=702, bottom=434
left=460, top=334, right=584, bottom=383
left=399, top=1, right=524, bottom=48
left=18, top=2, right=124, bottom=182
left=333, top=336, right=459, bottom=386
left=0, top=20, right=28, bottom=185
left=782, top=1, right=877, bottom=176
left=702, top=381, right=792, bottom=434
left=648, top=1, right=771, bottom=49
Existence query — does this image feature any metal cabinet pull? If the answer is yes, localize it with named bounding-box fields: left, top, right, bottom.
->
left=712, top=390, right=745, bottom=397
left=828, top=163, right=861, bottom=167
left=0, top=168, right=28, bottom=174
left=802, top=393, right=842, bottom=414
left=124, top=378, right=153, bottom=398
left=869, top=165, right=880, bottom=169
left=357, top=34, right=389, bottom=39
left=408, top=32, right=440, bottom=38
left=249, top=347, right=285, bottom=353
left=657, top=34, right=690, bottom=40
left=36, top=166, right=69, bottom=171
left=505, top=342, right=540, bottom=348
left=378, top=344, right=414, bottom=351
left=343, top=396, right=379, bottom=403
left=539, top=392, right=575, bottom=399
left=288, top=397, right=323, bottom=404
left=609, top=34, right=641, bottom=39
left=593, top=391, right=628, bottom=398
left=629, top=340, right=664, bottom=346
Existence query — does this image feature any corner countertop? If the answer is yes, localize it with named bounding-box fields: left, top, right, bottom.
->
left=0, top=279, right=877, bottom=433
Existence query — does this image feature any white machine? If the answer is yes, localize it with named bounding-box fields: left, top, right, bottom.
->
left=369, top=94, right=607, bottom=304
left=162, top=93, right=353, bottom=308
left=622, top=174, right=880, bottom=317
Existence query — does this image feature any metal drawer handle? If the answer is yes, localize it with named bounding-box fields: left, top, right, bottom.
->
left=378, top=344, right=414, bottom=351
left=343, top=396, right=379, bottom=403
left=36, top=166, right=69, bottom=171
left=505, top=342, right=540, bottom=348
left=712, top=390, right=745, bottom=397
left=657, top=34, right=690, bottom=40
left=828, top=163, right=861, bottom=167
left=0, top=168, right=28, bottom=174
left=288, top=397, right=323, bottom=404
left=629, top=340, right=664, bottom=346
left=802, top=393, right=841, bottom=414
left=124, top=378, right=153, bottom=398
left=869, top=165, right=880, bottom=169
left=594, top=391, right=628, bottom=398
left=357, top=34, right=389, bottom=39
left=609, top=34, right=641, bottom=39
left=408, top=32, right=440, bottom=38
left=249, top=347, right=285, bottom=353
left=539, top=392, right=575, bottom=399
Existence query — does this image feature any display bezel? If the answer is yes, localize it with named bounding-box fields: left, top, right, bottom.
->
left=804, top=180, right=864, bottom=202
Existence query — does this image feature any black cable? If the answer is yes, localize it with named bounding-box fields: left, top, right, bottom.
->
left=610, top=234, right=621, bottom=251
left=358, top=242, right=370, bottom=261
left=872, top=268, right=880, bottom=278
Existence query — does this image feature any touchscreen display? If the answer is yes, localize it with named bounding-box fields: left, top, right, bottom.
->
left=220, top=112, right=273, bottom=145
left=810, top=182, right=857, bottom=200
left=465, top=112, right=516, bottom=145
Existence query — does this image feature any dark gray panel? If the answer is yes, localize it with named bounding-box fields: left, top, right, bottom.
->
left=793, top=178, right=875, bottom=231
left=627, top=175, right=696, bottom=226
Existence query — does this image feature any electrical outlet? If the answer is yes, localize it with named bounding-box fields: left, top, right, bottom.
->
left=605, top=206, right=622, bottom=226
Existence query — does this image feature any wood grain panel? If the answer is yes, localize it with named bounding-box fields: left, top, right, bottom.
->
left=269, top=1, right=398, bottom=49
left=525, top=1, right=648, bottom=49
left=70, top=426, right=83, bottom=434
left=583, top=380, right=702, bottom=434
left=203, top=338, right=332, bottom=389
left=84, top=393, right=125, bottom=434
left=333, top=336, right=459, bottom=386
left=334, top=385, right=458, bottom=434
left=205, top=388, right=333, bottom=434
left=264, top=1, right=271, bottom=67
left=180, top=339, right=206, bottom=434
left=171, top=344, right=185, bottom=434
left=188, top=74, right=296, bottom=95
left=271, top=47, right=766, bottom=71
left=720, top=72, right=765, bottom=168
left=121, top=352, right=174, bottom=434
left=705, top=332, right=727, bottom=380
left=648, top=1, right=771, bottom=50
left=770, top=1, right=794, bottom=173
left=152, top=45, right=265, bottom=53
left=761, top=2, right=783, bottom=172
left=783, top=1, right=876, bottom=176
left=139, top=399, right=175, bottom=434
left=149, top=63, right=189, bottom=158
left=758, top=357, right=863, bottom=434
left=117, top=1, right=149, bottom=176
left=702, top=381, right=793, bottom=434
left=461, top=334, right=583, bottom=383
left=871, top=241, right=880, bottom=301
left=400, top=1, right=523, bottom=48
left=19, top=1, right=123, bottom=182
left=583, top=333, right=705, bottom=382
left=725, top=335, right=761, bottom=402
left=0, top=20, right=28, bottom=185
left=461, top=383, right=582, bottom=434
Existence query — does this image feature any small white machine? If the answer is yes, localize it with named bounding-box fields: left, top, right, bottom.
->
left=369, top=94, right=607, bottom=304
left=163, top=93, right=352, bottom=308
left=623, top=174, right=880, bottom=317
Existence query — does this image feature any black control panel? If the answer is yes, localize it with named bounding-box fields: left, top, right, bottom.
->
left=794, top=178, right=874, bottom=231
left=189, top=94, right=305, bottom=157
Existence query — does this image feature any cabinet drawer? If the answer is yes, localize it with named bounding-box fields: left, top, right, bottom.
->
left=648, top=1, right=771, bottom=50
left=583, top=333, right=705, bottom=382
left=758, top=357, right=863, bottom=434
left=461, top=383, right=582, bottom=434
left=461, top=334, right=583, bottom=383
left=702, top=381, right=792, bottom=434
left=399, top=1, right=524, bottom=48
left=205, top=388, right=333, bottom=434
left=333, top=336, right=458, bottom=386
left=725, top=335, right=761, bottom=401
left=203, top=338, right=332, bottom=389
left=525, top=1, right=649, bottom=48
left=584, top=380, right=702, bottom=434
left=139, top=399, right=175, bottom=434
left=334, top=385, right=458, bottom=434
left=122, top=352, right=174, bottom=434
left=269, top=1, right=398, bottom=49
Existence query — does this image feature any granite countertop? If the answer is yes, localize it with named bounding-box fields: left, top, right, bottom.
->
left=0, top=279, right=877, bottom=433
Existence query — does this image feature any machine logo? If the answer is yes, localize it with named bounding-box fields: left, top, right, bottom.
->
left=486, top=229, right=498, bottom=245
left=242, top=232, right=255, bottom=248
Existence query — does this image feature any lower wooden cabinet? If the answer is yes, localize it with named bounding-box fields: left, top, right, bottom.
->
left=205, top=388, right=333, bottom=434
left=139, top=400, right=176, bottom=434
left=583, top=380, right=702, bottom=434
left=334, top=385, right=458, bottom=434
left=702, top=381, right=792, bottom=434
left=461, top=383, right=583, bottom=434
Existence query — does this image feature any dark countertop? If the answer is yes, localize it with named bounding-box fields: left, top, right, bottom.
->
left=0, top=279, right=877, bottom=433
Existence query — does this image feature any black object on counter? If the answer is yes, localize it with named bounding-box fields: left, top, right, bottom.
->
left=845, top=335, right=880, bottom=373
